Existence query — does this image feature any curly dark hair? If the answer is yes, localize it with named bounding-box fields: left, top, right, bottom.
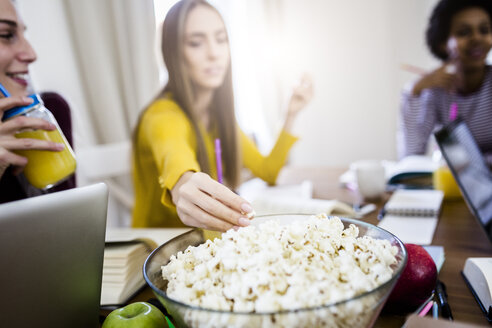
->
left=426, top=0, right=492, bottom=60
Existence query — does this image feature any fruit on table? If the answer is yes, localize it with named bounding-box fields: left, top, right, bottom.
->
left=386, top=243, right=438, bottom=312
left=102, top=302, right=167, bottom=328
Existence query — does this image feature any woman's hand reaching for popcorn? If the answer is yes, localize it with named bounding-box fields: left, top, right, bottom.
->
left=171, top=171, right=255, bottom=232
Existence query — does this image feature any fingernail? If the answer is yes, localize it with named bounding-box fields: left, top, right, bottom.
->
left=238, top=217, right=250, bottom=227
left=241, top=203, right=253, bottom=214
left=55, top=143, right=65, bottom=150
left=232, top=226, right=240, bottom=231
left=23, top=97, right=33, bottom=103
left=245, top=209, right=256, bottom=219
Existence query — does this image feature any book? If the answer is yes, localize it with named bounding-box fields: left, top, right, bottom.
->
left=378, top=189, right=444, bottom=245
left=339, top=156, right=438, bottom=190
left=462, top=257, right=492, bottom=323
left=101, top=228, right=190, bottom=307
left=238, top=178, right=356, bottom=217
left=386, top=155, right=438, bottom=187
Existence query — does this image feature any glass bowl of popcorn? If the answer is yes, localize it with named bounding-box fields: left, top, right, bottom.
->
left=144, top=214, right=407, bottom=328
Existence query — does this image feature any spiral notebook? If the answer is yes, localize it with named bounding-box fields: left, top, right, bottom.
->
left=384, top=189, right=444, bottom=216
left=378, top=189, right=444, bottom=245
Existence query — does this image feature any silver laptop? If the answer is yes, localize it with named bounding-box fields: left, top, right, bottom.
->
left=0, top=183, right=108, bottom=328
left=434, top=119, right=492, bottom=243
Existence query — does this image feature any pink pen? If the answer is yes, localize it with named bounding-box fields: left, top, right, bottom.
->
left=418, top=300, right=434, bottom=317
left=214, top=138, right=223, bottom=184
left=449, top=102, right=458, bottom=121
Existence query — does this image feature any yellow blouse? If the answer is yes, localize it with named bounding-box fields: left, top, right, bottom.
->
left=132, top=98, right=298, bottom=227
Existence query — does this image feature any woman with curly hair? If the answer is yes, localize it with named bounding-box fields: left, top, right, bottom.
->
left=399, top=0, right=492, bottom=165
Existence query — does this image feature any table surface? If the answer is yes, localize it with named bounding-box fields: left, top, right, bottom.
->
left=127, top=166, right=492, bottom=327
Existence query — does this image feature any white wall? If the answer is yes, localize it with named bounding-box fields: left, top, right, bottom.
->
left=17, top=0, right=97, bottom=149
left=278, top=0, right=440, bottom=166
left=17, top=0, right=128, bottom=227
left=21, top=0, right=486, bottom=169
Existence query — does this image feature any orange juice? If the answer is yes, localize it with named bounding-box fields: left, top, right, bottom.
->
left=15, top=128, right=76, bottom=189
left=432, top=166, right=462, bottom=200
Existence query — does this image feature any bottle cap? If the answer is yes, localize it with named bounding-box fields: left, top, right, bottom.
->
left=1, top=94, right=42, bottom=121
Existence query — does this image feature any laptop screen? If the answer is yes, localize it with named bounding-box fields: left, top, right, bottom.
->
left=434, top=119, right=492, bottom=242
left=0, top=183, right=108, bottom=328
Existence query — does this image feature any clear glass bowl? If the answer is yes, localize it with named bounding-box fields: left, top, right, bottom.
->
left=143, top=214, right=407, bottom=328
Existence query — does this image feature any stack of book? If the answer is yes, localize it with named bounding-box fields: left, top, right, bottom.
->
left=101, top=242, right=151, bottom=306
left=100, top=228, right=190, bottom=307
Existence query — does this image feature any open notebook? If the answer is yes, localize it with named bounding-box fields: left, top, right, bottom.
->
left=339, top=156, right=438, bottom=190
left=238, top=178, right=356, bottom=217
left=378, top=189, right=444, bottom=245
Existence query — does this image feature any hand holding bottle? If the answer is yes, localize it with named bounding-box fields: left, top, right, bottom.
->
left=0, top=95, right=64, bottom=179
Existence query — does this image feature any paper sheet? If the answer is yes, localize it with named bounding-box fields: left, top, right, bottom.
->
left=422, top=245, right=445, bottom=272
left=378, top=215, right=438, bottom=245
left=238, top=178, right=313, bottom=202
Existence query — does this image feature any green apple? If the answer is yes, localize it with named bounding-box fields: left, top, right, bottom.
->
left=102, top=302, right=167, bottom=328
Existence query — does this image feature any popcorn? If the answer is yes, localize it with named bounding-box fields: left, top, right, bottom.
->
left=161, top=214, right=399, bottom=327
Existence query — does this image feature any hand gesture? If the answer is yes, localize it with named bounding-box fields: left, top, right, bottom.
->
left=171, top=171, right=255, bottom=231
left=284, top=74, right=314, bottom=132
left=411, top=63, right=459, bottom=96
left=0, top=96, right=64, bottom=179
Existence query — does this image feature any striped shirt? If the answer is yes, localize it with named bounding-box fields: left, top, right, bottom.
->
left=399, top=65, right=492, bottom=165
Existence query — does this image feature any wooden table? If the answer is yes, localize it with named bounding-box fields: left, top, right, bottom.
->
left=127, top=166, right=492, bottom=327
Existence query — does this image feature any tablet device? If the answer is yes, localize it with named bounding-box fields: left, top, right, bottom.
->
left=0, top=183, right=108, bottom=328
left=434, top=119, right=492, bottom=243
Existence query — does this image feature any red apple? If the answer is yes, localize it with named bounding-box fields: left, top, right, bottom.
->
left=385, top=244, right=437, bottom=312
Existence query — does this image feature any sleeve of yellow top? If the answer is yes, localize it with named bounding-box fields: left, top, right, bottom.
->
left=241, top=129, right=299, bottom=185
left=140, top=105, right=200, bottom=208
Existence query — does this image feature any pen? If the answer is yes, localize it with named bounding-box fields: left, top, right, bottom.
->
left=377, top=205, right=386, bottom=220
left=214, top=138, right=223, bottom=184
left=400, top=63, right=427, bottom=76
left=436, top=280, right=453, bottom=321
left=418, top=299, right=434, bottom=317
left=449, top=102, right=458, bottom=121
left=414, top=292, right=435, bottom=315
left=432, top=301, right=439, bottom=319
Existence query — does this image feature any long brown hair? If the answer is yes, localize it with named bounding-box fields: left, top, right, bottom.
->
left=135, top=0, right=240, bottom=188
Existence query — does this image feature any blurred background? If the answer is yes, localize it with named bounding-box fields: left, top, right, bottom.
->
left=16, top=0, right=492, bottom=225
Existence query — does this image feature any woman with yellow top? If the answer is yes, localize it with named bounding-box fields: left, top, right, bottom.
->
left=132, top=0, right=313, bottom=231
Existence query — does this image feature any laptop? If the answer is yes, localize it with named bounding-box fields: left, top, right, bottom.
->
left=434, top=119, right=492, bottom=243
left=0, top=183, right=108, bottom=328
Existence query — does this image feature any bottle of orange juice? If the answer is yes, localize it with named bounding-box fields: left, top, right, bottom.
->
left=432, top=150, right=461, bottom=200
left=2, top=94, right=76, bottom=189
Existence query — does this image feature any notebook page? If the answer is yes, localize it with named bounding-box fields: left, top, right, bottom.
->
left=385, top=189, right=444, bottom=216
left=251, top=197, right=356, bottom=217
left=238, top=178, right=313, bottom=203
left=378, top=215, right=438, bottom=245
left=238, top=178, right=356, bottom=216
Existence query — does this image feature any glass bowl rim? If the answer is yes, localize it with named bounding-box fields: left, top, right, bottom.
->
left=143, top=214, right=408, bottom=315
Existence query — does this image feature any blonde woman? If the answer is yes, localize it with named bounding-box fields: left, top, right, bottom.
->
left=132, top=0, right=313, bottom=231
